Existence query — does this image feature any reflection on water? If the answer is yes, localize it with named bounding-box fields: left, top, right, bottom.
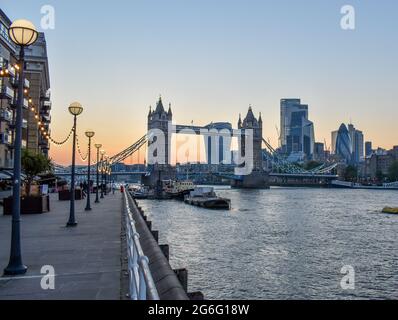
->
left=138, top=187, right=398, bottom=300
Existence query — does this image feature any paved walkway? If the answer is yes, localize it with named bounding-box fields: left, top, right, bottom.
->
left=0, top=192, right=123, bottom=300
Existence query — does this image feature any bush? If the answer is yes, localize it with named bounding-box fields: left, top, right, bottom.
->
left=22, top=149, right=53, bottom=196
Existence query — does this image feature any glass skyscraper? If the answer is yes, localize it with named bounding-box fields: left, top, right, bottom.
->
left=335, top=124, right=352, bottom=164
left=280, top=99, right=315, bottom=161
left=332, top=123, right=364, bottom=164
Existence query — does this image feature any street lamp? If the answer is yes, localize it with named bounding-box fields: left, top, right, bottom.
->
left=104, top=156, right=109, bottom=196
left=94, top=143, right=102, bottom=203
left=4, top=19, right=38, bottom=276
left=85, top=130, right=95, bottom=211
left=100, top=150, right=106, bottom=199
left=67, top=102, right=83, bottom=227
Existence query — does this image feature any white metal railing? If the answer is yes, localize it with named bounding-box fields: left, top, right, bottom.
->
left=123, top=191, right=159, bottom=300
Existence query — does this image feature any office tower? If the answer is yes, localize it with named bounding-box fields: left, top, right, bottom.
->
left=335, top=124, right=352, bottom=163
left=314, top=142, right=325, bottom=162
left=348, top=123, right=364, bottom=164
left=280, top=98, right=315, bottom=160
left=331, top=130, right=338, bottom=154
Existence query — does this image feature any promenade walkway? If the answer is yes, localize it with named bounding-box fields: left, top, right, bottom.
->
left=0, top=192, right=123, bottom=300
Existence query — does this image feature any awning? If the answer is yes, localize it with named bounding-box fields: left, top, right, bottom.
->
left=0, top=171, right=13, bottom=180
left=0, top=171, right=27, bottom=180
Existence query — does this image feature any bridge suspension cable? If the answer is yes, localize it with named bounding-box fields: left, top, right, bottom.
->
left=262, top=138, right=338, bottom=175
left=109, top=134, right=148, bottom=165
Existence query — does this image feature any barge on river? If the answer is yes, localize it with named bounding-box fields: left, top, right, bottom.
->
left=184, top=187, right=231, bottom=210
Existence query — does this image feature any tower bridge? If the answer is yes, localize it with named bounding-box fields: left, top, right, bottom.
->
left=54, top=97, right=339, bottom=188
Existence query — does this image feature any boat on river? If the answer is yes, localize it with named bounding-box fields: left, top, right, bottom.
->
left=163, top=180, right=195, bottom=200
left=184, top=187, right=231, bottom=210
left=382, top=207, right=398, bottom=214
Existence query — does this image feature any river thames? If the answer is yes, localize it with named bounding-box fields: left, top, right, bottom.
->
left=138, top=188, right=398, bottom=300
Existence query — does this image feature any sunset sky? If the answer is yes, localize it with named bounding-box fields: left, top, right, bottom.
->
left=2, top=0, right=398, bottom=165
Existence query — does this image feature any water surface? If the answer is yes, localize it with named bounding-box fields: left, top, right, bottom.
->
left=139, top=187, right=398, bottom=299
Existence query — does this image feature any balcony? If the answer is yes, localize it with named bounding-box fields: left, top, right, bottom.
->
left=0, top=85, right=14, bottom=100
left=0, top=132, right=12, bottom=145
left=0, top=109, right=13, bottom=122
left=10, top=97, right=29, bottom=109
left=39, top=139, right=49, bottom=148
left=24, top=78, right=30, bottom=89
left=40, top=91, right=51, bottom=101
left=9, top=76, right=30, bottom=89
left=42, top=101, right=52, bottom=110
left=42, top=114, right=51, bottom=123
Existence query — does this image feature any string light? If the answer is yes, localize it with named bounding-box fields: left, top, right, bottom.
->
left=76, top=135, right=88, bottom=161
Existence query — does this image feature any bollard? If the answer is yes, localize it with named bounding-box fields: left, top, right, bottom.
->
left=159, top=244, right=169, bottom=261
left=174, top=268, right=188, bottom=293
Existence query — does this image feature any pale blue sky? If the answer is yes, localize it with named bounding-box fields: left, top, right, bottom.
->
left=2, top=0, right=397, bottom=164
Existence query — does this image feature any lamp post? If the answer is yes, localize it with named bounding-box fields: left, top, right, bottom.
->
left=4, top=20, right=38, bottom=276
left=94, top=144, right=102, bottom=203
left=85, top=130, right=95, bottom=211
left=67, top=102, right=84, bottom=227
left=104, top=156, right=109, bottom=196
left=100, top=150, right=105, bottom=199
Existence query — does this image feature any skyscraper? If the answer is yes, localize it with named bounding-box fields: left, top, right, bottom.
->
left=348, top=124, right=364, bottom=164
left=331, top=130, right=338, bottom=154
left=335, top=124, right=352, bottom=164
left=280, top=99, right=315, bottom=160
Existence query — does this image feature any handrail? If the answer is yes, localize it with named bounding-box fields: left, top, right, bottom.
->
left=123, top=191, right=160, bottom=300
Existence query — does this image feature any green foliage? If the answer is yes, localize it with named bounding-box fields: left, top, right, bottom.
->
left=388, top=161, right=398, bottom=182
left=21, top=149, right=53, bottom=195
left=344, top=165, right=358, bottom=181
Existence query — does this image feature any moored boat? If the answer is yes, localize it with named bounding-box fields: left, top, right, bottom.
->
left=163, top=180, right=195, bottom=200
left=184, top=187, right=231, bottom=210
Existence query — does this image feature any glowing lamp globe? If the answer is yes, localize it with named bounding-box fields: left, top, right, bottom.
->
left=68, top=102, right=83, bottom=116
left=8, top=19, right=38, bottom=46
left=85, top=130, right=95, bottom=138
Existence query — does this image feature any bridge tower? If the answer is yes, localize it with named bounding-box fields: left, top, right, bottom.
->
left=232, top=106, right=269, bottom=189
left=147, top=96, right=172, bottom=165
left=143, top=97, right=176, bottom=188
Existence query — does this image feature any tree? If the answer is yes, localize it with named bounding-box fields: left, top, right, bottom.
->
left=344, top=165, right=358, bottom=181
left=388, top=161, right=398, bottom=182
left=21, top=149, right=53, bottom=196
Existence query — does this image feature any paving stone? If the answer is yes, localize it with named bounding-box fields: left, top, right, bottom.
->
left=0, top=193, right=122, bottom=300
